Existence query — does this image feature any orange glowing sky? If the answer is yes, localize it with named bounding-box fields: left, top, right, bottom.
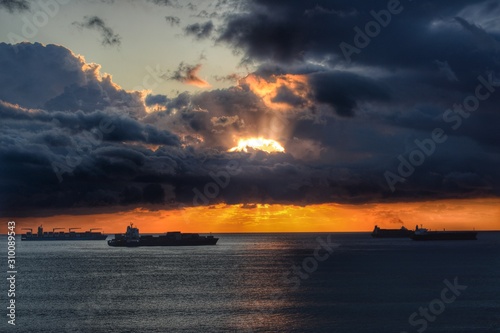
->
left=241, top=73, right=311, bottom=111
left=7, top=198, right=499, bottom=234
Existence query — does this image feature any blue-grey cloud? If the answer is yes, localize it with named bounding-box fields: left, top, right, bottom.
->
left=0, top=42, right=144, bottom=116
left=73, top=16, right=122, bottom=47
left=184, top=21, right=214, bottom=40
left=2, top=0, right=500, bottom=219
left=0, top=0, right=29, bottom=13
left=165, top=16, right=181, bottom=26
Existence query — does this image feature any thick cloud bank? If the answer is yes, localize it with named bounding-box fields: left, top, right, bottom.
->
left=1, top=0, right=500, bottom=220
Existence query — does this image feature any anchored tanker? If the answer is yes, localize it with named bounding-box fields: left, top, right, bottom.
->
left=411, top=225, right=477, bottom=241
left=108, top=224, right=218, bottom=247
left=21, top=225, right=107, bottom=241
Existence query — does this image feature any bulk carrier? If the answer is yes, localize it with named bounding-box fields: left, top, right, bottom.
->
left=21, top=225, right=107, bottom=241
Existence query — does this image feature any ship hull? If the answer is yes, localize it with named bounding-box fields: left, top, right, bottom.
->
left=108, top=226, right=219, bottom=247
left=371, top=227, right=414, bottom=238
left=371, top=231, right=413, bottom=238
left=21, top=235, right=108, bottom=241
left=21, top=225, right=107, bottom=241
left=108, top=238, right=218, bottom=247
left=411, top=231, right=477, bottom=241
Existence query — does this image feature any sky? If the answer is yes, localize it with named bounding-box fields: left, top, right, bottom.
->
left=0, top=0, right=499, bottom=232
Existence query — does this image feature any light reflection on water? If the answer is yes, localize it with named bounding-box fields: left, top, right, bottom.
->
left=3, top=232, right=499, bottom=332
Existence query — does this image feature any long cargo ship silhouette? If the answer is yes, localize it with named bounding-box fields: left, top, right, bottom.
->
left=372, top=224, right=477, bottom=240
left=21, top=225, right=107, bottom=241
left=108, top=224, right=218, bottom=247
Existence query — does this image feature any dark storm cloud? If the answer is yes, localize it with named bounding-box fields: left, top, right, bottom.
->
left=433, top=60, right=458, bottom=82
left=141, top=72, right=498, bottom=208
left=145, top=94, right=168, bottom=106
left=140, top=85, right=269, bottom=147
left=0, top=102, right=179, bottom=146
left=2, top=0, right=500, bottom=219
left=0, top=43, right=187, bottom=216
left=215, top=0, right=500, bottom=118
left=0, top=100, right=182, bottom=216
left=78, top=0, right=500, bottom=206
left=214, top=0, right=500, bottom=126
left=138, top=83, right=273, bottom=152
left=142, top=183, right=166, bottom=204
left=184, top=21, right=214, bottom=40
left=0, top=42, right=84, bottom=109
left=309, top=71, right=390, bottom=117
left=271, top=86, right=307, bottom=108
left=0, top=43, right=146, bottom=116
left=0, top=0, right=29, bottom=13
left=454, top=16, right=500, bottom=52
left=217, top=0, right=497, bottom=66
left=73, top=16, right=122, bottom=47
left=1, top=93, right=499, bottom=217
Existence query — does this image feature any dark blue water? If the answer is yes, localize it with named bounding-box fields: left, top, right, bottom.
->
left=2, top=233, right=500, bottom=332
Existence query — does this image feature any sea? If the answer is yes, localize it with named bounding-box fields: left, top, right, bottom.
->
left=2, top=232, right=500, bottom=333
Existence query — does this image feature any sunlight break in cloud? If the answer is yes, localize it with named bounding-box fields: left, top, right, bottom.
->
left=229, top=137, right=285, bottom=153
left=240, top=73, right=312, bottom=111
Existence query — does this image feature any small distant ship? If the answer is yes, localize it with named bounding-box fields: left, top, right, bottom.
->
left=371, top=225, right=414, bottom=238
left=107, top=224, right=219, bottom=247
left=21, top=225, right=107, bottom=241
left=411, top=225, right=477, bottom=241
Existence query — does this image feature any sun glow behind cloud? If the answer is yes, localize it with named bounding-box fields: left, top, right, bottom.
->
left=229, top=137, right=285, bottom=153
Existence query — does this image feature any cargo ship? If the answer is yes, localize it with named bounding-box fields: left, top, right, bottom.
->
left=107, top=224, right=218, bottom=247
left=371, top=225, right=414, bottom=238
left=411, top=225, right=477, bottom=241
left=21, top=225, right=108, bottom=241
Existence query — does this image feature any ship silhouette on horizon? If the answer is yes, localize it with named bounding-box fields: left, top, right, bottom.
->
left=21, top=225, right=107, bottom=241
left=107, top=224, right=218, bottom=247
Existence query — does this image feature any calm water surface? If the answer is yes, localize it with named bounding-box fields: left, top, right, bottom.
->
left=2, top=232, right=500, bottom=332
